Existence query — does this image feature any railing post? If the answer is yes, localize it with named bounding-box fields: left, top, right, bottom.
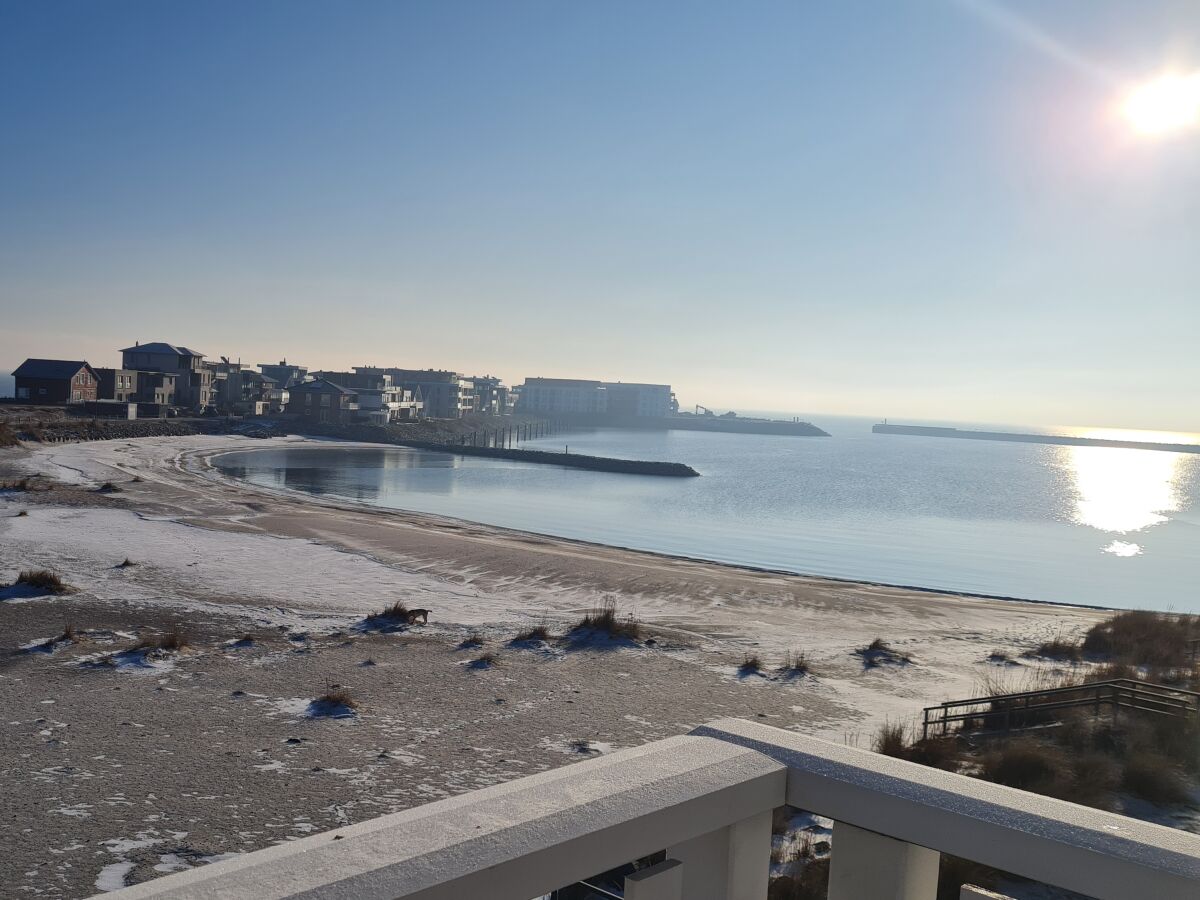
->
left=827, top=822, right=939, bottom=900
left=665, top=809, right=771, bottom=900
left=625, top=859, right=683, bottom=900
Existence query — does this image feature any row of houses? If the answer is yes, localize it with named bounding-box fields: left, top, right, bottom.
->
left=11, top=344, right=676, bottom=425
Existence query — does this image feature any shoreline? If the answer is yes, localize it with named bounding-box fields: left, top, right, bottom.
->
left=199, top=441, right=1114, bottom=614
left=0, top=433, right=1113, bottom=897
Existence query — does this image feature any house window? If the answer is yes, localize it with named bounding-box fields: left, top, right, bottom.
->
left=320, top=394, right=331, bottom=407
left=16, top=387, right=29, bottom=399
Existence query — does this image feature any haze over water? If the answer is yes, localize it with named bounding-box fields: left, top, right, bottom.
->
left=216, top=417, right=1200, bottom=612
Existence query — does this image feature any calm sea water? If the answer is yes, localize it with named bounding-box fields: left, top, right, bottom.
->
left=214, top=417, right=1200, bottom=611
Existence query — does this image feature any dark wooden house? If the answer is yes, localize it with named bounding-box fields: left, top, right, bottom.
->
left=13, top=359, right=100, bottom=404
left=286, top=379, right=359, bottom=424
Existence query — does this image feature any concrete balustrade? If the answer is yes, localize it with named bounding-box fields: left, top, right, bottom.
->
left=94, top=718, right=1200, bottom=900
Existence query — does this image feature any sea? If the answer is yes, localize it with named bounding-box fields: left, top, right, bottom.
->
left=213, top=416, right=1200, bottom=613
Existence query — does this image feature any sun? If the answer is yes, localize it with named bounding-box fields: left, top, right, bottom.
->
left=1120, top=71, right=1200, bottom=137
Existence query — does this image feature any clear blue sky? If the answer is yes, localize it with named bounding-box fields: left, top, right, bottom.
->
left=2, top=0, right=1197, bottom=430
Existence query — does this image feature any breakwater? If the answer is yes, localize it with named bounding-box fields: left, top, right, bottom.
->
left=566, top=413, right=829, bottom=437
left=296, top=423, right=700, bottom=476
left=398, top=440, right=699, bottom=476
left=873, top=423, right=1200, bottom=454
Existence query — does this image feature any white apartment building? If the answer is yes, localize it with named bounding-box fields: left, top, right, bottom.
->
left=516, top=378, right=608, bottom=415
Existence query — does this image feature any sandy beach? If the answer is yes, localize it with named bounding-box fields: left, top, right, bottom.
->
left=0, top=435, right=1108, bottom=897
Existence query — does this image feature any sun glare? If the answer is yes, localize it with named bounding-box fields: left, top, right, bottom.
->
left=1120, top=71, right=1200, bottom=137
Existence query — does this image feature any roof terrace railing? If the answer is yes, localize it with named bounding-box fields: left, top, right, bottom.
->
left=94, top=718, right=1200, bottom=900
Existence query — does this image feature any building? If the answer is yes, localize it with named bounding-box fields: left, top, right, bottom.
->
left=12, top=359, right=100, bottom=404
left=258, top=360, right=308, bottom=388
left=217, top=369, right=276, bottom=416
left=121, top=342, right=213, bottom=410
left=310, top=370, right=423, bottom=424
left=603, top=382, right=675, bottom=418
left=516, top=378, right=674, bottom=419
left=516, top=378, right=607, bottom=415
left=95, top=368, right=177, bottom=406
left=356, top=368, right=473, bottom=419
left=95, top=368, right=137, bottom=403
left=354, top=387, right=423, bottom=424
left=256, top=361, right=306, bottom=412
left=468, top=375, right=512, bottom=416
left=285, top=378, right=359, bottom=424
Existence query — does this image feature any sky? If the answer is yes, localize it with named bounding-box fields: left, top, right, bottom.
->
left=1, top=0, right=1198, bottom=430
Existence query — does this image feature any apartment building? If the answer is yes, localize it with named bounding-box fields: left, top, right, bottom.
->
left=356, top=368, right=472, bottom=419
left=516, top=378, right=607, bottom=415
left=603, top=382, right=675, bottom=418
left=121, top=342, right=213, bottom=410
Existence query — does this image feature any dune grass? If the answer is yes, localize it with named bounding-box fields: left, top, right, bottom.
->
left=572, top=598, right=642, bottom=640
left=513, top=622, right=552, bottom=642
left=365, top=601, right=410, bottom=623
left=739, top=652, right=763, bottom=674
left=15, top=569, right=69, bottom=594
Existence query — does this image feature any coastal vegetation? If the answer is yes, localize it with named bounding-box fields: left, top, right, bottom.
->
left=309, top=683, right=359, bottom=717
left=13, top=569, right=70, bottom=594
left=854, top=638, right=911, bottom=668
left=364, top=601, right=410, bottom=626
left=739, top=653, right=763, bottom=674
left=512, top=622, right=553, bottom=643
left=571, top=598, right=642, bottom=641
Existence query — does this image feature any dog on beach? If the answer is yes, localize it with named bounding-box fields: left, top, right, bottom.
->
left=406, top=609, right=431, bottom=625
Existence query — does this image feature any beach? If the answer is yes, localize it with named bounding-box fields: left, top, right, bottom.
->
left=0, top=435, right=1107, bottom=897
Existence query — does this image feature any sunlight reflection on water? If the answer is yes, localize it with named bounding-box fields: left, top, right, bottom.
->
left=1065, top=445, right=1182, bottom=534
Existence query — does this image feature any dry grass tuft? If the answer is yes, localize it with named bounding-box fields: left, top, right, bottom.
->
left=855, top=638, right=910, bottom=667
left=157, top=627, right=188, bottom=652
left=366, top=601, right=409, bottom=623
left=739, top=652, right=763, bottom=674
left=16, top=509, right=28, bottom=517
left=573, top=597, right=642, bottom=640
left=117, top=558, right=137, bottom=568
left=874, top=720, right=909, bottom=757
left=1122, top=754, right=1191, bottom=805
left=96, top=481, right=121, bottom=493
left=513, top=622, right=552, bottom=642
left=16, top=569, right=69, bottom=594
left=471, top=652, right=499, bottom=668
left=778, top=650, right=812, bottom=676
left=133, top=627, right=189, bottom=653
left=314, top=688, right=358, bottom=710
left=1083, top=610, right=1199, bottom=669
left=1026, top=637, right=1083, bottom=662
left=457, top=632, right=485, bottom=650
left=979, top=739, right=1077, bottom=800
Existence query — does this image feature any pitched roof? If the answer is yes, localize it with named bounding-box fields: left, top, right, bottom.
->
left=289, top=378, right=355, bottom=394
left=120, top=342, right=204, bottom=357
left=13, top=359, right=94, bottom=380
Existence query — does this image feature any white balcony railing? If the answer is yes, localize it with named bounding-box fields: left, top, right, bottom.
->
left=94, top=718, right=1200, bottom=900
